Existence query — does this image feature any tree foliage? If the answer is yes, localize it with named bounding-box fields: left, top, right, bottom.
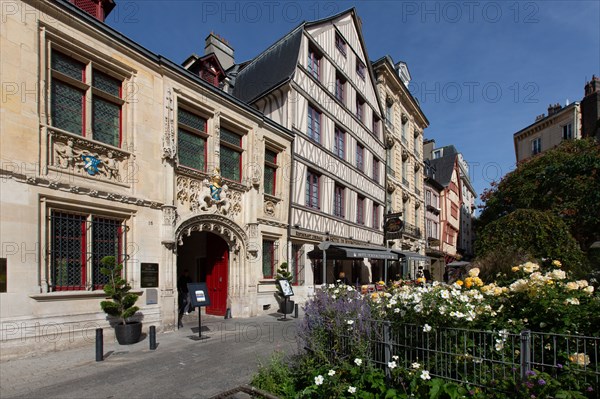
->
left=478, top=138, right=600, bottom=251
left=475, top=209, right=587, bottom=276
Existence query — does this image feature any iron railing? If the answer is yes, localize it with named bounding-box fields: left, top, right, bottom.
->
left=319, top=320, right=599, bottom=391
left=403, top=222, right=422, bottom=238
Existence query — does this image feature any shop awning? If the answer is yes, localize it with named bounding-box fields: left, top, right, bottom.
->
left=307, top=242, right=397, bottom=260
left=391, top=250, right=429, bottom=261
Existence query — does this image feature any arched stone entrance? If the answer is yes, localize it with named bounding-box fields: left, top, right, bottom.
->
left=177, top=232, right=229, bottom=315
left=174, top=215, right=248, bottom=317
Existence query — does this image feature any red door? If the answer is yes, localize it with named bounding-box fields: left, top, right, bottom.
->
left=205, top=234, right=228, bottom=316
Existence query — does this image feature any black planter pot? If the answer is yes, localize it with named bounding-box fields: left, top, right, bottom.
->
left=278, top=300, right=295, bottom=315
left=114, top=321, right=142, bottom=345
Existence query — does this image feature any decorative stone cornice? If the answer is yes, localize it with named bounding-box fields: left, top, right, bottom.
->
left=0, top=167, right=162, bottom=209
left=257, top=218, right=288, bottom=229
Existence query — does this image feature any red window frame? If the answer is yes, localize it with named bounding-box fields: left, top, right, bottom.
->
left=262, top=240, right=276, bottom=279
left=264, top=149, right=277, bottom=196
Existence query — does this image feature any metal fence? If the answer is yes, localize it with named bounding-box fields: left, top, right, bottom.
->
left=323, top=320, right=599, bottom=390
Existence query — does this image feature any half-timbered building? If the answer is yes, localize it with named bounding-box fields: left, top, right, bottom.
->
left=231, top=9, right=388, bottom=296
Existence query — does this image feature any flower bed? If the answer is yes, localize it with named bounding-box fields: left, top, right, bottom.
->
left=252, top=261, right=599, bottom=398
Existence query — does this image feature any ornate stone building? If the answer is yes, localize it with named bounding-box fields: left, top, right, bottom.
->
left=0, top=0, right=292, bottom=358
left=372, top=56, right=429, bottom=279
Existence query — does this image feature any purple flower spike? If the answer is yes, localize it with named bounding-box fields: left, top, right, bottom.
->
left=538, top=379, right=546, bottom=386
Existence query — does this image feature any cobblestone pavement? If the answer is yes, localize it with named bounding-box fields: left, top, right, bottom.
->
left=0, top=313, right=300, bottom=399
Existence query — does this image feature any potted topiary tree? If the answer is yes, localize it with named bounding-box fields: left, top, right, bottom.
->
left=99, top=256, right=142, bottom=345
left=274, top=262, right=295, bottom=314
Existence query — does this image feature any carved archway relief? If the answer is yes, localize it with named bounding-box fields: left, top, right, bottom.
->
left=174, top=214, right=248, bottom=254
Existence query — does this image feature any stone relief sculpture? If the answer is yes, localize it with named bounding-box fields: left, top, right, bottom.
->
left=161, top=89, right=177, bottom=160
left=100, top=151, right=120, bottom=180
left=196, top=167, right=232, bottom=215
left=55, top=139, right=81, bottom=168
left=52, top=133, right=127, bottom=183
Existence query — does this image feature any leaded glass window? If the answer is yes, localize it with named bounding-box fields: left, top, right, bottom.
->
left=178, top=107, right=207, bottom=171
left=264, top=149, right=277, bottom=196
left=50, top=50, right=124, bottom=146
left=50, top=211, right=126, bottom=291
left=51, top=81, right=84, bottom=135
left=220, top=127, right=243, bottom=182
left=262, top=240, right=275, bottom=278
left=92, top=217, right=122, bottom=289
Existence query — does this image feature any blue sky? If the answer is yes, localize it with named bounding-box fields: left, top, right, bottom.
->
left=108, top=1, right=600, bottom=203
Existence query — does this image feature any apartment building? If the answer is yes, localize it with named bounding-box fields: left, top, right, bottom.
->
left=372, top=56, right=430, bottom=279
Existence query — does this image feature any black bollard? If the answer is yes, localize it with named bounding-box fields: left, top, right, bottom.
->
left=149, top=326, right=157, bottom=350
left=95, top=328, right=103, bottom=361
left=294, top=303, right=299, bottom=318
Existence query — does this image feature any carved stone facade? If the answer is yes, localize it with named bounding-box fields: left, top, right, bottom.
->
left=49, top=130, right=132, bottom=184
left=0, top=0, right=293, bottom=359
left=373, top=57, right=429, bottom=263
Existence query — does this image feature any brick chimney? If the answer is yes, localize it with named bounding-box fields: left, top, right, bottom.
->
left=582, top=75, right=600, bottom=139
left=70, top=0, right=115, bottom=22
left=547, top=103, right=562, bottom=116
left=204, top=33, right=234, bottom=71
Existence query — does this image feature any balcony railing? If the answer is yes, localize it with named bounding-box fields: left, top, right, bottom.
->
left=403, top=222, right=421, bottom=238
left=402, top=177, right=410, bottom=187
left=415, top=188, right=421, bottom=196
left=386, top=165, right=395, bottom=178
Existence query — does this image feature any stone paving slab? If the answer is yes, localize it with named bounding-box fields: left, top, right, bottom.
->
left=0, top=314, right=300, bottom=399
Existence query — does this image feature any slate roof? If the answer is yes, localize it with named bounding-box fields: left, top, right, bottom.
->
left=231, top=27, right=303, bottom=103
left=231, top=7, right=381, bottom=115
left=427, top=146, right=458, bottom=187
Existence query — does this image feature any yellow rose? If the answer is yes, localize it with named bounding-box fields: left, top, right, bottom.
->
left=456, top=280, right=464, bottom=286
left=552, top=260, right=562, bottom=268
left=473, top=277, right=484, bottom=287
left=511, top=266, right=520, bottom=272
left=416, top=277, right=426, bottom=284
left=464, top=277, right=473, bottom=289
